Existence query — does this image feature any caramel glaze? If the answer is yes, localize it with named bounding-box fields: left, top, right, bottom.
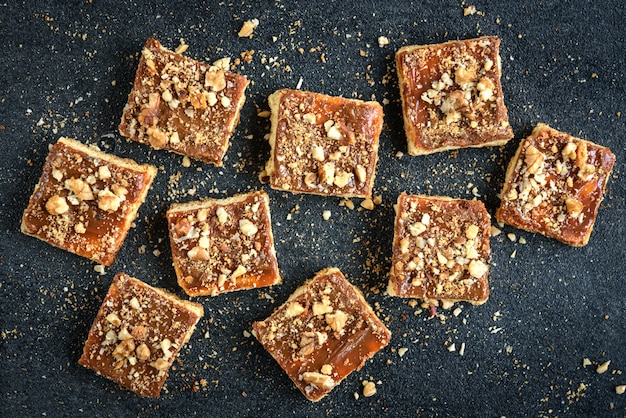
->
left=253, top=268, right=390, bottom=401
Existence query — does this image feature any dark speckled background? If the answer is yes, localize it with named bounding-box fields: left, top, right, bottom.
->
left=1, top=1, right=624, bottom=416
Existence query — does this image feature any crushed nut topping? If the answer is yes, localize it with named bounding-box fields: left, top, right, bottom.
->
left=45, top=195, right=69, bottom=215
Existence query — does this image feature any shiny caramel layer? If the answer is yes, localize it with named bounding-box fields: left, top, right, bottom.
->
left=496, top=123, right=615, bottom=247
left=78, top=273, right=203, bottom=397
left=119, top=38, right=249, bottom=166
left=21, top=137, right=156, bottom=265
left=396, top=36, right=513, bottom=155
left=167, top=190, right=281, bottom=296
left=253, top=267, right=391, bottom=402
left=266, top=89, right=383, bottom=198
left=388, top=193, right=490, bottom=304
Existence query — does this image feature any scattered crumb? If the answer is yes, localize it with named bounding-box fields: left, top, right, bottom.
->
left=398, top=347, right=408, bottom=357
left=362, top=380, right=377, bottom=397
left=94, top=264, right=106, bottom=275
left=518, top=236, right=527, bottom=244
left=616, top=385, right=626, bottom=395
left=490, top=226, right=501, bottom=236
left=354, top=392, right=360, bottom=400
left=322, top=210, right=331, bottom=221
left=510, top=249, right=517, bottom=258
left=361, top=198, right=375, bottom=210
left=175, top=38, right=188, bottom=54
left=153, top=249, right=161, bottom=257
left=395, top=151, right=404, bottom=158
left=507, top=233, right=517, bottom=242
left=597, top=360, right=611, bottom=374
left=452, top=307, right=462, bottom=317
left=238, top=19, right=259, bottom=38
left=377, top=36, right=389, bottom=47
left=447, top=343, right=456, bottom=352
left=182, top=156, right=191, bottom=167
left=463, top=5, right=477, bottom=16
left=257, top=110, right=271, bottom=118
left=459, top=342, right=466, bottom=356
left=582, top=358, right=592, bottom=367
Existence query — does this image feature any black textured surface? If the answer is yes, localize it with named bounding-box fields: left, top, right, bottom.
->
left=1, top=1, right=625, bottom=417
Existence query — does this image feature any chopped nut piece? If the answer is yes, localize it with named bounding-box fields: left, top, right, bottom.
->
left=565, top=197, right=584, bottom=218
left=302, top=372, right=334, bottom=390
left=135, top=343, right=150, bottom=361
left=112, top=339, right=135, bottom=360
left=150, top=358, right=170, bottom=371
left=597, top=360, right=611, bottom=374
left=360, top=198, right=375, bottom=210
left=468, top=260, right=488, bottom=278
left=98, top=189, right=122, bottom=212
left=65, top=177, right=95, bottom=200
left=188, top=246, right=210, bottom=261
left=377, top=36, right=390, bottom=47
left=524, top=145, right=545, bottom=175
left=616, top=385, right=626, bottom=395
left=45, top=195, right=69, bottom=215
left=362, top=380, right=377, bottom=397
left=311, top=145, right=325, bottom=161
left=496, top=123, right=615, bottom=247
left=238, top=18, right=259, bottom=38
left=319, top=162, right=336, bottom=185
left=326, top=310, right=348, bottom=333
left=106, top=312, right=122, bottom=327
left=239, top=219, right=258, bottom=236
left=333, top=171, right=353, bottom=188
left=284, top=302, right=306, bottom=318
left=320, top=364, right=333, bottom=375
left=465, top=224, right=479, bottom=239
left=408, top=222, right=427, bottom=236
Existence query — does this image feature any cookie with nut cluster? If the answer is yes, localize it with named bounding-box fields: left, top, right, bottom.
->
left=78, top=273, right=204, bottom=397
left=396, top=36, right=514, bottom=155
left=252, top=267, right=391, bottom=402
left=265, top=89, right=383, bottom=198
left=166, top=190, right=281, bottom=296
left=21, top=137, right=157, bottom=266
left=496, top=123, right=615, bottom=246
left=388, top=193, right=491, bottom=306
left=119, top=38, right=249, bottom=166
